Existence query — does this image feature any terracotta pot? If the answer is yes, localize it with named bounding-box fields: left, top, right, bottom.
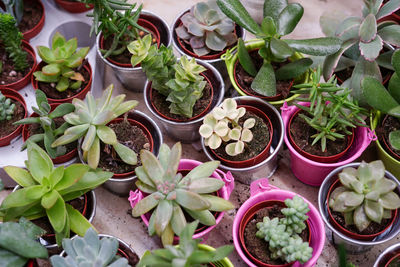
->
left=0, top=88, right=27, bottom=147
left=54, top=0, right=93, bottom=13
left=32, top=61, right=92, bottom=104
left=0, top=41, right=37, bottom=91
left=21, top=0, right=45, bottom=41
left=288, top=108, right=356, bottom=163
left=326, top=178, right=398, bottom=241
left=99, top=18, right=161, bottom=68
left=208, top=105, right=274, bottom=168
left=149, top=73, right=214, bottom=122
left=21, top=103, right=77, bottom=164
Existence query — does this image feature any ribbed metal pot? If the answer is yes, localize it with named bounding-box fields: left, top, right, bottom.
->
left=96, top=10, right=171, bottom=92
left=144, top=59, right=224, bottom=143
left=318, top=162, right=400, bottom=254
left=201, top=96, right=284, bottom=185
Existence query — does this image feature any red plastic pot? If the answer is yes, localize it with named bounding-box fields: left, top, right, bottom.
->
left=108, top=118, right=154, bottom=179
left=208, top=105, right=274, bottom=168
left=21, top=0, right=45, bottom=41
left=0, top=88, right=27, bottom=147
left=32, top=61, right=92, bottom=104
left=99, top=17, right=161, bottom=68
left=380, top=115, right=400, bottom=162
left=385, top=253, right=400, bottom=267
left=326, top=178, right=398, bottom=241
left=288, top=108, right=355, bottom=163
left=149, top=73, right=214, bottom=122
left=54, top=0, right=93, bottom=13
left=0, top=41, right=37, bottom=91
left=22, top=103, right=77, bottom=164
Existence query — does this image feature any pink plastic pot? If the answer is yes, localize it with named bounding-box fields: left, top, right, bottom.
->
left=128, top=159, right=235, bottom=243
left=281, top=102, right=375, bottom=186
left=233, top=178, right=325, bottom=267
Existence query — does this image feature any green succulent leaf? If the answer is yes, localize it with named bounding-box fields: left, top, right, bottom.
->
left=96, top=125, right=117, bottom=145
left=187, top=178, right=225, bottom=194
left=277, top=3, right=303, bottom=35
left=200, top=195, right=235, bottom=211
left=380, top=192, right=400, bottom=210
left=154, top=200, right=173, bottom=236
left=3, top=166, right=36, bottom=187
left=263, top=0, right=287, bottom=22
left=353, top=204, right=370, bottom=232
left=270, top=37, right=294, bottom=60
left=66, top=204, right=93, bottom=237
left=175, top=189, right=211, bottom=211
left=0, top=186, right=44, bottom=210
left=389, top=130, right=400, bottom=150
left=275, top=58, right=312, bottom=80
left=378, top=25, right=400, bottom=47
left=359, top=14, right=377, bottom=43
left=171, top=203, right=187, bottom=236
left=131, top=192, right=162, bottom=217
left=113, top=143, right=138, bottom=166
left=261, top=17, right=277, bottom=37
left=45, top=191, right=66, bottom=233
left=54, top=164, right=90, bottom=191
left=376, top=0, right=400, bottom=19
left=237, top=38, right=257, bottom=76
left=87, top=137, right=100, bottom=170
left=184, top=208, right=216, bottom=226
left=183, top=161, right=219, bottom=181
left=26, top=143, right=53, bottom=184
left=141, top=150, right=165, bottom=185
left=284, top=37, right=342, bottom=56
left=359, top=36, right=382, bottom=61
left=362, top=76, right=399, bottom=113
left=365, top=199, right=383, bottom=223
left=251, top=61, right=276, bottom=96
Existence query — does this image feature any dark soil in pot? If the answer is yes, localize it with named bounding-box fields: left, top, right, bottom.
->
left=97, top=119, right=151, bottom=175
left=15, top=0, right=43, bottom=34
left=243, top=204, right=309, bottom=265
left=377, top=115, right=400, bottom=160
left=0, top=100, right=25, bottom=138
left=234, top=50, right=293, bottom=100
left=32, top=258, right=52, bottom=267
left=117, top=241, right=140, bottom=265
left=212, top=110, right=270, bottom=162
left=150, top=76, right=213, bottom=122
left=0, top=45, right=35, bottom=86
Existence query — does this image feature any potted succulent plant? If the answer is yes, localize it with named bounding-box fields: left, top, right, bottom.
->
left=282, top=68, right=373, bottom=186
left=234, top=178, right=325, bottom=267
left=318, top=161, right=400, bottom=253
left=0, top=0, right=45, bottom=40
left=374, top=243, right=400, bottom=267
left=138, top=220, right=234, bottom=267
left=0, top=142, right=113, bottom=249
left=130, top=36, right=224, bottom=142
left=362, top=49, right=400, bottom=177
left=319, top=0, right=400, bottom=105
left=0, top=13, right=37, bottom=90
left=51, top=228, right=139, bottom=266
left=0, top=87, right=27, bottom=147
left=14, top=90, right=77, bottom=165
left=88, top=0, right=171, bottom=91
left=217, top=0, right=342, bottom=105
left=0, top=217, right=49, bottom=267
left=129, top=142, right=235, bottom=247
left=55, top=0, right=93, bottom=13
left=32, top=32, right=92, bottom=104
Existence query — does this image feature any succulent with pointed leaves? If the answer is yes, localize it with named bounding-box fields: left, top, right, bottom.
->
left=33, top=32, right=90, bottom=92
left=51, top=84, right=138, bottom=169
left=0, top=218, right=48, bottom=267
left=0, top=142, right=113, bottom=246
left=329, top=160, right=400, bottom=232
left=0, top=91, right=15, bottom=121
left=137, top=220, right=233, bottom=266
left=14, top=90, right=75, bottom=159
left=0, top=0, right=24, bottom=24
left=199, top=98, right=255, bottom=156
left=50, top=228, right=130, bottom=267
left=131, top=142, right=235, bottom=246
left=175, top=0, right=237, bottom=57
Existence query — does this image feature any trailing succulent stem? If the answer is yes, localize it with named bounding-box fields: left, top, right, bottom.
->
left=0, top=13, right=29, bottom=72
left=0, top=0, right=24, bottom=24
left=0, top=91, right=15, bottom=121
left=131, top=142, right=234, bottom=246
left=14, top=90, right=75, bottom=158
left=51, top=84, right=138, bottom=169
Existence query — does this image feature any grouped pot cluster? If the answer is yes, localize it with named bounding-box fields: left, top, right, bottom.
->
left=0, top=0, right=400, bottom=266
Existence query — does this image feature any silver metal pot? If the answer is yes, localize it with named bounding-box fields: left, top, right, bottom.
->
left=96, top=10, right=171, bottom=92
left=171, top=8, right=245, bottom=88
left=201, top=96, right=284, bottom=185
left=77, top=110, right=163, bottom=196
left=144, top=59, right=224, bottom=143
left=318, top=162, right=400, bottom=254
left=374, top=243, right=400, bottom=267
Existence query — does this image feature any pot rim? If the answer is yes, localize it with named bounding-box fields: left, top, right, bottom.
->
left=380, top=114, right=400, bottom=161
left=21, top=0, right=45, bottom=41
left=54, top=0, right=94, bottom=13
left=374, top=243, right=400, bottom=267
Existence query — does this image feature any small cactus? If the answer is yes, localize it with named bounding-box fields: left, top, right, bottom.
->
left=0, top=91, right=15, bottom=121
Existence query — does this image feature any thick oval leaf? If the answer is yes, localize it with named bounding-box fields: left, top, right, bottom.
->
left=45, top=192, right=66, bottom=233
left=238, top=38, right=257, bottom=76
left=54, top=164, right=90, bottom=191
left=323, top=40, right=357, bottom=81
left=353, top=205, right=370, bottom=232
left=376, top=0, right=400, bottom=20
left=380, top=192, right=400, bottom=209
left=352, top=58, right=382, bottom=105
left=343, top=192, right=364, bottom=207
left=184, top=208, right=216, bottom=226
left=165, top=142, right=181, bottom=181
left=335, top=16, right=362, bottom=38
left=261, top=17, right=277, bottom=37
left=0, top=185, right=45, bottom=209
left=378, top=25, right=400, bottom=47
left=270, top=38, right=294, bottom=60
left=275, top=58, right=312, bottom=80
left=175, top=189, right=211, bottom=211
left=365, top=200, right=383, bottom=223
left=362, top=76, right=399, bottom=113
left=200, top=194, right=235, bottom=211
left=277, top=3, right=303, bottom=35
left=171, top=203, right=187, bottom=236
left=131, top=192, right=162, bottom=217
left=27, top=143, right=53, bottom=184
left=87, top=137, right=100, bottom=169
left=389, top=130, right=400, bottom=150
left=251, top=61, right=276, bottom=96
left=41, top=190, right=59, bottom=209
left=135, top=166, right=155, bottom=188
left=359, top=14, right=377, bottom=43
left=81, top=125, right=96, bottom=152
left=113, top=143, right=137, bottom=165
left=263, top=0, right=288, bottom=22
left=154, top=200, right=173, bottom=236
left=181, top=161, right=219, bottom=184
left=188, top=178, right=225, bottom=194
left=141, top=150, right=165, bottom=184
left=161, top=223, right=174, bottom=246
left=374, top=178, right=397, bottom=195
left=284, top=37, right=342, bottom=56
left=3, top=166, right=36, bottom=187
left=66, top=204, right=93, bottom=237
left=359, top=36, right=383, bottom=61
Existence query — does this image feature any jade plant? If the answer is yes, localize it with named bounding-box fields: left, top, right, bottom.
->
left=50, top=228, right=130, bottom=267
left=137, top=220, right=234, bottom=267
left=363, top=49, right=400, bottom=151
left=129, top=35, right=207, bottom=118
left=14, top=90, right=75, bottom=158
left=0, top=0, right=23, bottom=24
left=291, top=67, right=368, bottom=152
left=0, top=142, right=113, bottom=245
left=320, top=0, right=400, bottom=104
left=0, top=91, right=15, bottom=121
left=216, top=0, right=342, bottom=97
left=329, top=160, right=400, bottom=232
left=256, top=196, right=312, bottom=264
left=51, top=84, right=138, bottom=169
left=175, top=0, right=238, bottom=57
left=33, top=32, right=90, bottom=92
left=199, top=98, right=255, bottom=156
left=0, top=13, right=29, bottom=73
left=131, top=142, right=235, bottom=246
left=0, top=217, right=48, bottom=267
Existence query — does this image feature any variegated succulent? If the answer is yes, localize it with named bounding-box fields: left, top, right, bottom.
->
left=199, top=98, right=255, bottom=156
left=0, top=91, right=15, bottom=121
left=329, top=160, right=400, bottom=232
left=131, top=142, right=235, bottom=246
left=175, top=0, right=237, bottom=56
left=51, top=84, right=138, bottom=169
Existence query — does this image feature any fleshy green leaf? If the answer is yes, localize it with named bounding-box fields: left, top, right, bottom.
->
left=284, top=37, right=342, bottom=56
left=175, top=189, right=211, bottom=211
left=359, top=14, right=377, bottom=43
left=277, top=3, right=303, bottom=35
left=275, top=58, right=312, bottom=80
left=251, top=61, right=276, bottom=96
left=237, top=38, right=257, bottom=76
left=3, top=166, right=36, bottom=187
